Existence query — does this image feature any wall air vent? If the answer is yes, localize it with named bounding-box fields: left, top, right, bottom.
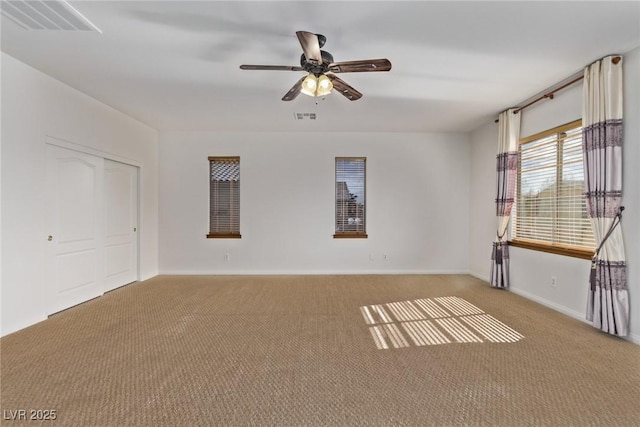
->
left=294, top=112, right=317, bottom=121
left=1, top=0, right=101, bottom=32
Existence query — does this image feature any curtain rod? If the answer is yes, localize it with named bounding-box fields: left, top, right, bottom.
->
left=511, top=74, right=583, bottom=114
left=494, top=55, right=621, bottom=122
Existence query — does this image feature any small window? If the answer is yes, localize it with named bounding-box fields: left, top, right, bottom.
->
left=207, top=156, right=240, bottom=238
left=511, top=120, right=595, bottom=258
left=335, top=157, right=367, bottom=238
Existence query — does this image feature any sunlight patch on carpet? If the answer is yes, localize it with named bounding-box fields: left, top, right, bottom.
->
left=361, top=297, right=523, bottom=349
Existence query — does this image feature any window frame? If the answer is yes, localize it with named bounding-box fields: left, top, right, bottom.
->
left=207, top=156, right=241, bottom=239
left=509, top=119, right=594, bottom=259
left=334, top=156, right=367, bottom=239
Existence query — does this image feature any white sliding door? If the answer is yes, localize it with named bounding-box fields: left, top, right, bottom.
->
left=46, top=145, right=139, bottom=314
left=46, top=144, right=104, bottom=314
left=104, top=160, right=138, bottom=291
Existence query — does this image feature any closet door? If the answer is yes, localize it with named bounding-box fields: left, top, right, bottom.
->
left=104, top=160, right=138, bottom=291
left=46, top=144, right=104, bottom=314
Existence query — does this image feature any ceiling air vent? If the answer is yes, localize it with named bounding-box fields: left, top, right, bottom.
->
left=294, top=112, right=317, bottom=121
left=1, top=0, right=101, bottom=32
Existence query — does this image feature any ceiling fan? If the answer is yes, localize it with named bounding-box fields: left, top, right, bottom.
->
left=239, top=31, right=391, bottom=101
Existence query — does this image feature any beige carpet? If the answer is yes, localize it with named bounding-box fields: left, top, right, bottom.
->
left=1, top=275, right=639, bottom=426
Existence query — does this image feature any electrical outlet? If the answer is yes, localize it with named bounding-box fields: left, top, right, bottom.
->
left=369, top=253, right=374, bottom=262
left=383, top=253, right=388, bottom=261
left=224, top=252, right=230, bottom=262
left=551, top=276, right=557, bottom=287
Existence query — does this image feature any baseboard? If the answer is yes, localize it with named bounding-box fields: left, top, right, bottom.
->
left=509, top=287, right=587, bottom=322
left=1, top=314, right=48, bottom=338
left=158, top=269, right=471, bottom=276
left=509, top=287, right=640, bottom=346
left=468, top=274, right=591, bottom=329
left=468, top=270, right=490, bottom=283
left=628, top=332, right=640, bottom=345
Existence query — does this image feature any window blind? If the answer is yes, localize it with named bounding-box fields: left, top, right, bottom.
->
left=513, top=121, right=595, bottom=249
left=335, top=157, right=366, bottom=237
left=208, top=156, right=240, bottom=238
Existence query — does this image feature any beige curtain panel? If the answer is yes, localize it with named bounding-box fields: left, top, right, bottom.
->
left=490, top=108, right=521, bottom=289
left=582, top=55, right=628, bottom=337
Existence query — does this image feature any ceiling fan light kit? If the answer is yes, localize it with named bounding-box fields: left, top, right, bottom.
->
left=316, top=75, right=333, bottom=97
left=301, top=73, right=318, bottom=96
left=239, top=31, right=391, bottom=101
left=301, top=73, right=334, bottom=98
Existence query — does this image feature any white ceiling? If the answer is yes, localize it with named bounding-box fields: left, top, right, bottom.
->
left=2, top=1, right=639, bottom=133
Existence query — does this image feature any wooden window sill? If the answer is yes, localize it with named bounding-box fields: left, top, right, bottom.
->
left=509, top=239, right=594, bottom=259
left=334, top=233, right=368, bottom=239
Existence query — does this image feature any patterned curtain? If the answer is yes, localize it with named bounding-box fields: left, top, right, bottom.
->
left=582, top=55, right=628, bottom=336
left=490, top=109, right=521, bottom=288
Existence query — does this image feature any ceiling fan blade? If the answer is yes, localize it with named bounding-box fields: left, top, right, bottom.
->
left=296, top=31, right=322, bottom=64
left=327, top=75, right=363, bottom=101
left=328, top=59, right=392, bottom=73
left=240, top=64, right=305, bottom=71
left=282, top=76, right=307, bottom=101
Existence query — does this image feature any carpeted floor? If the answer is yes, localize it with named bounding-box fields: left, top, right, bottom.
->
left=1, top=275, right=639, bottom=426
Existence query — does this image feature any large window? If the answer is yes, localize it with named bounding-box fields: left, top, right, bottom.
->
left=207, top=156, right=240, bottom=238
left=335, top=157, right=367, bottom=238
left=511, top=120, right=595, bottom=258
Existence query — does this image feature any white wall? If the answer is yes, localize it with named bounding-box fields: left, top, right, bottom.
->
left=622, top=47, right=640, bottom=344
left=468, top=121, right=498, bottom=279
left=0, top=53, right=160, bottom=336
left=159, top=131, right=471, bottom=274
left=469, top=47, right=640, bottom=344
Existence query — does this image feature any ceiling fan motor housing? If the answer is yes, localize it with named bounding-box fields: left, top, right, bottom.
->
left=300, top=50, right=334, bottom=76
left=316, top=34, right=327, bottom=48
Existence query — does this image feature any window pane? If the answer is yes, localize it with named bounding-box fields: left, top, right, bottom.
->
left=335, top=157, right=366, bottom=235
left=513, top=122, right=594, bottom=249
left=209, top=157, right=240, bottom=237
